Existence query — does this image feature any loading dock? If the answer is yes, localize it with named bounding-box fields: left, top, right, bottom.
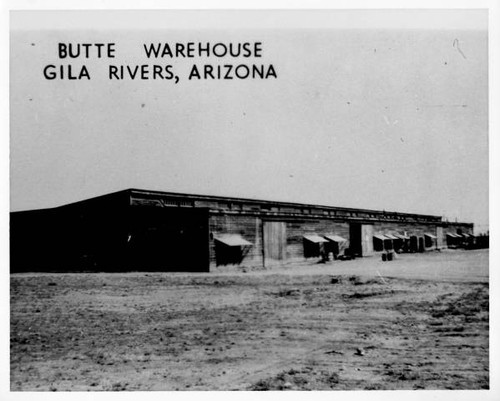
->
left=324, top=235, right=348, bottom=259
left=446, top=233, right=461, bottom=248
left=393, top=233, right=410, bottom=252
left=409, top=235, right=419, bottom=253
left=214, top=235, right=252, bottom=266
left=303, top=234, right=329, bottom=259
left=384, top=234, right=400, bottom=250
left=373, top=234, right=387, bottom=252
left=424, top=233, right=437, bottom=249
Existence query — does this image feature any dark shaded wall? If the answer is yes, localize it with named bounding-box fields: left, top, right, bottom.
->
left=10, top=191, right=130, bottom=272
left=127, top=206, right=209, bottom=272
left=11, top=193, right=210, bottom=273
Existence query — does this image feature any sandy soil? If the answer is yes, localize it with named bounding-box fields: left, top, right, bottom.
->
left=10, top=249, right=489, bottom=391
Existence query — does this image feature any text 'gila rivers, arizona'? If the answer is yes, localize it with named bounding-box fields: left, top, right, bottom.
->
left=42, top=42, right=279, bottom=82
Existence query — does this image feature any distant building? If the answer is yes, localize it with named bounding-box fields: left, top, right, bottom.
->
left=10, top=188, right=474, bottom=272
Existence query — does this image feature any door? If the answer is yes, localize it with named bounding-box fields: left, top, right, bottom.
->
left=361, top=224, right=374, bottom=256
left=349, top=223, right=362, bottom=257
left=350, top=223, right=373, bottom=257
left=418, top=237, right=425, bottom=253
left=436, top=227, right=444, bottom=249
left=263, top=221, right=286, bottom=265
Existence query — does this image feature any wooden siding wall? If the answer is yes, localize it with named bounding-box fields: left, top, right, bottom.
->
left=442, top=224, right=474, bottom=236
left=209, top=214, right=263, bottom=269
left=284, top=220, right=350, bottom=262
left=442, top=224, right=474, bottom=246
left=372, top=222, right=439, bottom=251
left=372, top=222, right=437, bottom=237
left=207, top=215, right=464, bottom=270
left=208, top=215, right=351, bottom=269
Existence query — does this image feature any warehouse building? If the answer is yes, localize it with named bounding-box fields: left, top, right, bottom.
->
left=10, top=188, right=474, bottom=273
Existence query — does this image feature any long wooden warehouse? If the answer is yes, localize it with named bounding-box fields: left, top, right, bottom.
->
left=10, top=188, right=474, bottom=272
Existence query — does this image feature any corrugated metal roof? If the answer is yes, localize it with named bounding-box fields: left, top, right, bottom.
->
left=324, top=235, right=348, bottom=243
left=424, top=233, right=437, bottom=239
left=303, top=235, right=328, bottom=243
left=214, top=235, right=253, bottom=247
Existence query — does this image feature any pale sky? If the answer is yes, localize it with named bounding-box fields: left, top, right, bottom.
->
left=9, top=10, right=489, bottom=232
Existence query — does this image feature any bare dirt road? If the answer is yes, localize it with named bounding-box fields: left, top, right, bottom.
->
left=10, top=249, right=489, bottom=391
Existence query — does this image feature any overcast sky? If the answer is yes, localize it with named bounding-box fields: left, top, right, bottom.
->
left=10, top=10, right=488, bottom=232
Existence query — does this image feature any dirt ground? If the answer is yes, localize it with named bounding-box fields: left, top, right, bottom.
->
left=10, top=249, right=489, bottom=391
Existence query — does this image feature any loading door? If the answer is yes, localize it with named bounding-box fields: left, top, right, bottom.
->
left=263, top=221, right=286, bottom=265
left=436, top=227, right=444, bottom=249
left=350, top=223, right=374, bottom=257
left=361, top=224, right=374, bottom=256
left=349, top=223, right=362, bottom=257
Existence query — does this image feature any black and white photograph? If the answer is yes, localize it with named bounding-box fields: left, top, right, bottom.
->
left=3, top=3, right=499, bottom=397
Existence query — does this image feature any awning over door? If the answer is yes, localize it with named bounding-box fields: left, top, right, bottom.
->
left=384, top=234, right=399, bottom=240
left=394, top=233, right=410, bottom=240
left=424, top=233, right=437, bottom=239
left=303, top=235, right=329, bottom=243
left=324, top=235, right=348, bottom=243
left=214, top=235, right=253, bottom=247
left=373, top=234, right=389, bottom=241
